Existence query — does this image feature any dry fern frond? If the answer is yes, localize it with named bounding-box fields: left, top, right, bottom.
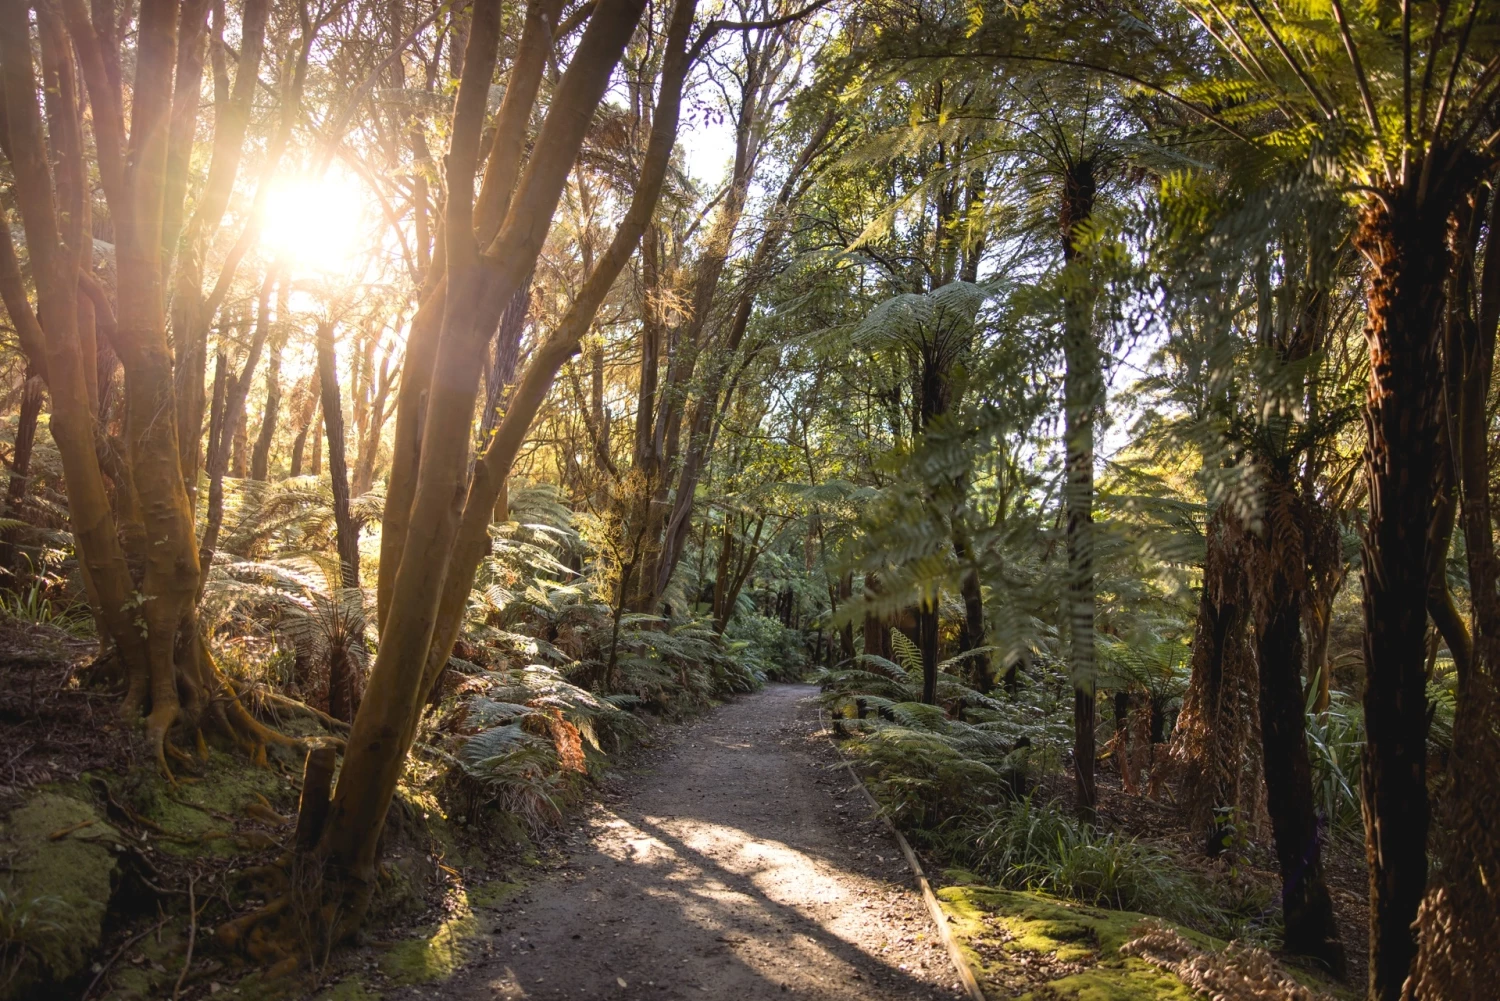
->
left=1120, top=919, right=1335, bottom=1001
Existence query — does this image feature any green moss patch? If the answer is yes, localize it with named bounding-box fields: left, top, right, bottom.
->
left=0, top=790, right=124, bottom=996
left=378, top=878, right=523, bottom=987
left=938, top=885, right=1356, bottom=1001
left=122, top=751, right=294, bottom=858
left=937, top=886, right=1209, bottom=1001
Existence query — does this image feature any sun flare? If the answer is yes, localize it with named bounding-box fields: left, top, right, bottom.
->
left=260, top=176, right=365, bottom=271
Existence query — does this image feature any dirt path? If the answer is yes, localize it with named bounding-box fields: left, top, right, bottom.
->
left=400, top=683, right=966, bottom=1001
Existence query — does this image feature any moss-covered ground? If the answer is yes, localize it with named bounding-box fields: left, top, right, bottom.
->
left=935, top=879, right=1357, bottom=1001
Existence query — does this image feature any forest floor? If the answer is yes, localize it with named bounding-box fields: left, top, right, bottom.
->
left=392, top=683, right=969, bottom=1001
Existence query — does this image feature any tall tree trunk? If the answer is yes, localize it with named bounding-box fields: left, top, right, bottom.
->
left=1355, top=190, right=1452, bottom=1001
left=954, top=533, right=988, bottom=691
left=1251, top=477, right=1346, bottom=975
left=405, top=0, right=693, bottom=728
left=916, top=602, right=939, bottom=704
left=198, top=271, right=277, bottom=576
left=0, top=4, right=153, bottom=721
left=862, top=573, right=891, bottom=660
left=1061, top=158, right=1099, bottom=820
left=1404, top=175, right=1500, bottom=1001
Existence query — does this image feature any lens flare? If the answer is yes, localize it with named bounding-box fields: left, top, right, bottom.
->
left=260, top=176, right=364, bottom=272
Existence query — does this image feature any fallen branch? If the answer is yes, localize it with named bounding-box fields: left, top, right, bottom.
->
left=171, top=873, right=199, bottom=1000
left=80, top=917, right=170, bottom=1001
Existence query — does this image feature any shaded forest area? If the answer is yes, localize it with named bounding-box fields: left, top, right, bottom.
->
left=0, top=0, right=1497, bottom=999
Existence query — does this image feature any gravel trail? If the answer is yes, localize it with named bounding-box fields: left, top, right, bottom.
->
left=402, top=683, right=966, bottom=1001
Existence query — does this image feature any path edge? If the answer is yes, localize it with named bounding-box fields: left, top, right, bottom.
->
left=816, top=709, right=987, bottom=1001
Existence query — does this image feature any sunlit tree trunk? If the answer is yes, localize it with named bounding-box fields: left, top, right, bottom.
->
left=410, top=0, right=693, bottom=707
left=302, top=0, right=648, bottom=938
left=198, top=271, right=277, bottom=579
left=250, top=317, right=286, bottom=481
left=0, top=0, right=152, bottom=707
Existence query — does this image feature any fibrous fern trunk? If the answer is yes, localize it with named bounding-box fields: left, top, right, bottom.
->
left=1402, top=180, right=1500, bottom=1001
left=1174, top=506, right=1258, bottom=853
left=1355, top=187, right=1454, bottom=1001
left=1250, top=474, right=1345, bottom=976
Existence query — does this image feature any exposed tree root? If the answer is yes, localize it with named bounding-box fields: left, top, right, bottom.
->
left=215, top=743, right=368, bottom=974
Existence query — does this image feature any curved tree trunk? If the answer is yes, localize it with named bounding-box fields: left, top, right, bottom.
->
left=308, top=0, right=649, bottom=941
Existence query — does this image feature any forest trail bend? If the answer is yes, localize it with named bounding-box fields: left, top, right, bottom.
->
left=401, top=683, right=966, bottom=1001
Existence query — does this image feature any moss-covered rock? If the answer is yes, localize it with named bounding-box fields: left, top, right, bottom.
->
left=1, top=790, right=124, bottom=998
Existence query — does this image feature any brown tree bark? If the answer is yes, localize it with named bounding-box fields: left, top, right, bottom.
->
left=288, top=382, right=318, bottom=479
left=1403, top=174, right=1500, bottom=1001
left=408, top=0, right=695, bottom=714
left=250, top=317, right=286, bottom=482
left=198, top=270, right=278, bottom=580
left=0, top=1, right=152, bottom=708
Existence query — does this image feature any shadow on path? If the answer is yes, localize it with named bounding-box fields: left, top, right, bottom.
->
left=394, top=684, right=965, bottom=1001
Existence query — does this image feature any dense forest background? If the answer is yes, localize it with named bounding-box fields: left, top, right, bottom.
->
left=0, top=0, right=1497, bottom=998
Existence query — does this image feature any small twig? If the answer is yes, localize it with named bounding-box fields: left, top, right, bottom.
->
left=47, top=817, right=95, bottom=840
left=172, top=873, right=199, bottom=1000
left=81, top=917, right=169, bottom=1000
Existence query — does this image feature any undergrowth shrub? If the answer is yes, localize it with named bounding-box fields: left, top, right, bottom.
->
left=823, top=652, right=1280, bottom=945
left=724, top=612, right=807, bottom=681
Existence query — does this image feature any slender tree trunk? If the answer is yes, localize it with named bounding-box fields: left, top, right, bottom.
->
left=402, top=0, right=692, bottom=731
left=954, top=541, right=988, bottom=691
left=0, top=4, right=153, bottom=715
left=198, top=271, right=277, bottom=577
left=313, top=0, right=647, bottom=935
left=1061, top=158, right=1099, bottom=820
left=862, top=574, right=890, bottom=660
left=0, top=371, right=44, bottom=569
left=288, top=380, right=317, bottom=478
left=309, top=411, right=322, bottom=476
left=250, top=321, right=285, bottom=481
left=1403, top=177, right=1500, bottom=1001
left=317, top=322, right=360, bottom=589
left=917, top=602, right=939, bottom=704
